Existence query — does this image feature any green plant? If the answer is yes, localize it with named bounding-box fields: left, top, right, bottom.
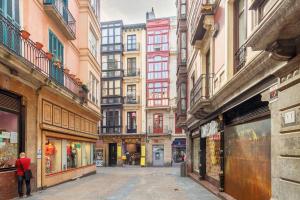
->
left=81, top=84, right=89, bottom=93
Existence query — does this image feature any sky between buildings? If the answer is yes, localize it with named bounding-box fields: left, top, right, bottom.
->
left=101, top=0, right=177, bottom=24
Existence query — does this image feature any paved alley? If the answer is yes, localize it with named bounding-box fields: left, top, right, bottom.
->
left=27, top=167, right=218, bottom=200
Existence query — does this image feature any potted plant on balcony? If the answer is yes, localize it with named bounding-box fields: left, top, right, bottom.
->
left=35, top=42, right=44, bottom=50
left=45, top=52, right=53, bottom=60
left=20, top=30, right=30, bottom=40
left=53, top=57, right=61, bottom=68
left=69, top=74, right=76, bottom=79
left=63, top=68, right=70, bottom=74
left=79, top=84, right=89, bottom=104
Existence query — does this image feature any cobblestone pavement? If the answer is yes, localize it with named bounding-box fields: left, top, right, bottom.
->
left=27, top=167, right=219, bottom=200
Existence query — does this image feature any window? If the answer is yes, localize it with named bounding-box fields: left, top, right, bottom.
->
left=101, top=24, right=122, bottom=51
left=102, top=80, right=121, bottom=97
left=102, top=54, right=121, bottom=70
left=180, top=0, right=186, bottom=18
left=127, top=35, right=137, bottom=50
left=237, top=0, right=247, bottom=48
left=147, top=29, right=169, bottom=52
left=0, top=0, right=19, bottom=24
left=102, top=109, right=121, bottom=134
left=49, top=31, right=64, bottom=84
left=127, top=85, right=136, bottom=99
left=147, top=82, right=169, bottom=106
left=127, top=58, right=136, bottom=76
left=147, top=56, right=169, bottom=80
left=89, top=28, right=97, bottom=58
left=153, top=113, right=163, bottom=134
left=0, top=110, right=19, bottom=169
left=180, top=83, right=187, bottom=112
left=45, top=138, right=95, bottom=175
left=127, top=112, right=137, bottom=133
left=180, top=32, right=187, bottom=63
left=89, top=72, right=99, bottom=105
left=90, top=0, right=100, bottom=21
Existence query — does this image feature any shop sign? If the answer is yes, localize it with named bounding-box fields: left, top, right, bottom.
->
left=37, top=148, right=42, bottom=159
left=10, top=132, right=18, bottom=144
left=201, top=121, right=219, bottom=138
left=191, top=130, right=200, bottom=137
left=117, top=146, right=122, bottom=158
left=141, top=145, right=146, bottom=157
left=283, top=111, right=296, bottom=125
left=0, top=132, right=10, bottom=139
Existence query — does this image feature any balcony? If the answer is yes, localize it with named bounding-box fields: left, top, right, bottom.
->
left=124, top=43, right=140, bottom=52
left=124, top=69, right=140, bottom=77
left=43, top=0, right=76, bottom=40
left=101, top=126, right=121, bottom=134
left=190, top=0, right=217, bottom=45
left=126, top=125, right=137, bottom=134
left=102, top=70, right=124, bottom=78
left=246, top=0, right=300, bottom=59
left=101, top=97, right=123, bottom=105
left=147, top=126, right=171, bottom=135
left=189, top=74, right=214, bottom=119
left=0, top=14, right=81, bottom=99
left=124, top=96, right=140, bottom=104
left=102, top=61, right=123, bottom=78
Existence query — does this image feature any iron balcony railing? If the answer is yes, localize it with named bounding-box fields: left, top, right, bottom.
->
left=43, top=0, right=76, bottom=36
left=0, top=14, right=80, bottom=97
left=124, top=96, right=140, bottom=104
left=148, top=125, right=171, bottom=134
left=124, top=43, right=140, bottom=52
left=190, top=74, right=214, bottom=107
left=126, top=125, right=137, bottom=133
left=124, top=69, right=140, bottom=77
left=101, top=125, right=122, bottom=134
left=235, top=45, right=247, bottom=73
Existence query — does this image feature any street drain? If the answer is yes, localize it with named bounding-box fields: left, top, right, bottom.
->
left=174, top=188, right=179, bottom=191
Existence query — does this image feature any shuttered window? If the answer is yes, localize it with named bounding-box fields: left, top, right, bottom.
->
left=49, top=30, right=64, bottom=84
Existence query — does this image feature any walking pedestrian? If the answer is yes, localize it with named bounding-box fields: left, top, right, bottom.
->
left=15, top=152, right=32, bottom=198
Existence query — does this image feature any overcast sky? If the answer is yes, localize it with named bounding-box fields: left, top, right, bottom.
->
left=101, top=0, right=177, bottom=24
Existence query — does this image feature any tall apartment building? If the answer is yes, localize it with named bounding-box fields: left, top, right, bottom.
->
left=0, top=0, right=101, bottom=198
left=145, top=10, right=184, bottom=166
left=178, top=0, right=300, bottom=199
left=100, top=21, right=147, bottom=166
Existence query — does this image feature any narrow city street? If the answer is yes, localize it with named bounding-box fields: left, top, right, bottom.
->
left=27, top=167, right=218, bottom=200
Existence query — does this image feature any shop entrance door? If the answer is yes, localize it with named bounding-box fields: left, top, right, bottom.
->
left=153, top=145, right=164, bottom=166
left=108, top=143, right=117, bottom=166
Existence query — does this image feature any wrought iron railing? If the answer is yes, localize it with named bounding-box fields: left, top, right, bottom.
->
left=126, top=125, right=137, bottom=133
left=124, top=69, right=140, bottom=77
left=148, top=125, right=171, bottom=134
left=190, top=74, right=214, bottom=107
left=124, top=43, right=140, bottom=52
left=0, top=14, right=81, bottom=97
left=43, top=0, right=76, bottom=36
left=124, top=96, right=140, bottom=104
left=101, top=97, right=123, bottom=105
left=235, top=45, right=247, bottom=73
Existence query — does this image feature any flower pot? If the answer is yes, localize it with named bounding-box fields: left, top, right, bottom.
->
left=35, top=42, right=44, bottom=50
left=64, top=68, right=70, bottom=74
left=70, top=74, right=76, bottom=79
left=45, top=52, right=53, bottom=60
left=21, top=30, right=30, bottom=40
left=75, top=78, right=81, bottom=83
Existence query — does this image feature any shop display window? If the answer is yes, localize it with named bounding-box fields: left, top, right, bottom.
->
left=45, top=138, right=62, bottom=174
left=206, top=133, right=221, bottom=181
left=192, top=137, right=200, bottom=173
left=45, top=138, right=95, bottom=175
left=0, top=110, right=19, bottom=169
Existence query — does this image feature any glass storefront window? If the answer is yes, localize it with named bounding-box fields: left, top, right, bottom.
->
left=0, top=110, right=19, bottom=169
left=45, top=138, right=62, bottom=174
left=193, top=137, right=200, bottom=173
left=45, top=138, right=95, bottom=175
left=206, top=133, right=221, bottom=181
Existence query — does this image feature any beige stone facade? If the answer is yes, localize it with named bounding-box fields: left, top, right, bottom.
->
left=177, top=0, right=300, bottom=199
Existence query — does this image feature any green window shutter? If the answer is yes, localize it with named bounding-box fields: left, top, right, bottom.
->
left=14, top=0, right=19, bottom=25
left=6, top=0, right=12, bottom=20
left=49, top=30, right=64, bottom=85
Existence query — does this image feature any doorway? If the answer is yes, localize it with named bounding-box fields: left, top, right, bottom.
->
left=153, top=145, right=164, bottom=166
left=108, top=143, right=117, bottom=166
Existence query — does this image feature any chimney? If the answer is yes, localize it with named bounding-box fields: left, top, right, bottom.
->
left=146, top=7, right=155, bottom=20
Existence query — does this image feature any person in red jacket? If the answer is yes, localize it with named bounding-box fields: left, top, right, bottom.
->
left=15, top=152, right=31, bottom=197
